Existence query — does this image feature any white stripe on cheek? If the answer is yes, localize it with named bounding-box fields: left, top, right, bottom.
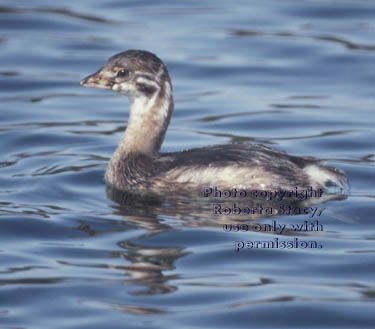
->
left=136, top=77, right=159, bottom=89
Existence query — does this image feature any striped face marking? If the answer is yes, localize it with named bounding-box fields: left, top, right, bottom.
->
left=135, top=74, right=159, bottom=97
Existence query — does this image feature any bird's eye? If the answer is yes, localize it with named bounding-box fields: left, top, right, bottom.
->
left=116, top=69, right=130, bottom=78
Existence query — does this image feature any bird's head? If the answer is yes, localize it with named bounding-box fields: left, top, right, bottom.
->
left=80, top=50, right=171, bottom=100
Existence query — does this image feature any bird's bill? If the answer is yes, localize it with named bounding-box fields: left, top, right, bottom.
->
left=80, top=68, right=114, bottom=90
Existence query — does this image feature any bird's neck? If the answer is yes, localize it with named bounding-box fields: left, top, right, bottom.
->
left=116, top=81, right=174, bottom=158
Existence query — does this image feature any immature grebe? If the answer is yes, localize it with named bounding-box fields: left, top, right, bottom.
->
left=80, top=50, right=347, bottom=194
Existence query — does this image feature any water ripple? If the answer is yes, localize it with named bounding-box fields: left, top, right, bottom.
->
left=229, top=29, right=375, bottom=51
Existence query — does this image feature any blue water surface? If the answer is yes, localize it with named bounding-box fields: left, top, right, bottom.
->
left=0, top=0, right=374, bottom=328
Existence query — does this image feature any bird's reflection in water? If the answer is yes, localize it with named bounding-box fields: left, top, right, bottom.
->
left=106, top=185, right=347, bottom=225
left=75, top=186, right=347, bottom=302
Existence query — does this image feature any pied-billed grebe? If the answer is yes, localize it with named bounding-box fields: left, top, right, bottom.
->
left=80, top=50, right=347, bottom=194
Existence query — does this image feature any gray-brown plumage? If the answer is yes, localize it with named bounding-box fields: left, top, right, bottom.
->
left=80, top=50, right=347, bottom=194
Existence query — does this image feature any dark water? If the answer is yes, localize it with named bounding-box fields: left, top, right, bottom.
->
left=0, top=0, right=374, bottom=328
